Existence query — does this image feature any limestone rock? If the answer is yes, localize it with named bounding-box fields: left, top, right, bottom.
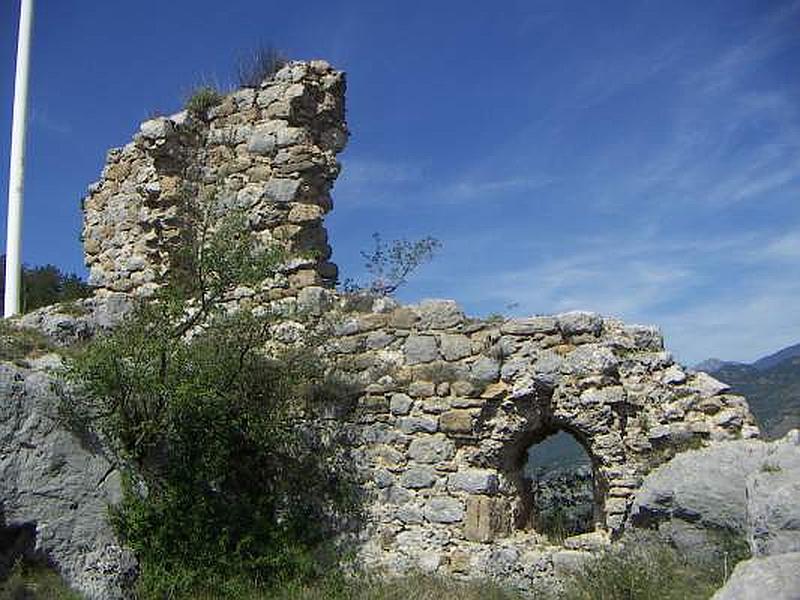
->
left=447, top=470, right=498, bottom=494
left=746, top=434, right=800, bottom=556
left=711, top=552, right=800, bottom=600
left=415, top=300, right=465, bottom=330
left=407, top=434, right=455, bottom=463
left=424, top=497, right=464, bottom=523
left=628, top=432, right=800, bottom=557
left=400, top=466, right=437, bottom=489
left=500, top=316, right=558, bottom=335
left=558, top=311, right=602, bottom=337
left=389, top=393, right=413, bottom=415
left=0, top=362, right=135, bottom=599
left=404, top=335, right=439, bottom=364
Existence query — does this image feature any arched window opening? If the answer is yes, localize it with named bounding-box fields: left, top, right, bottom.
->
left=519, top=429, right=597, bottom=541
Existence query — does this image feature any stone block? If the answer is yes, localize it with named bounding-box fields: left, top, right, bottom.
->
left=424, top=497, right=464, bottom=523
left=263, top=178, right=301, bottom=203
left=440, top=410, right=473, bottom=434
left=408, top=434, right=455, bottom=463
left=404, top=335, right=439, bottom=364
left=500, top=316, right=558, bottom=335
left=366, top=331, right=395, bottom=350
left=439, top=334, right=472, bottom=361
left=398, top=416, right=438, bottom=434
left=389, top=393, right=413, bottom=415
left=390, top=307, right=419, bottom=329
left=470, top=356, right=500, bottom=382
left=416, top=299, right=465, bottom=330
left=400, top=466, right=438, bottom=489
left=463, top=496, right=511, bottom=542
left=558, top=311, right=602, bottom=337
left=409, top=381, right=436, bottom=398
left=448, top=470, right=499, bottom=494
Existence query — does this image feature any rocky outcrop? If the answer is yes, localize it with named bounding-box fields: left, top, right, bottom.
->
left=0, top=357, right=135, bottom=599
left=628, top=430, right=800, bottom=558
left=15, top=293, right=132, bottom=348
left=711, top=552, right=800, bottom=600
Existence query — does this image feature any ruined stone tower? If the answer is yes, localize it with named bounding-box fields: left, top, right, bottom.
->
left=82, top=60, right=346, bottom=297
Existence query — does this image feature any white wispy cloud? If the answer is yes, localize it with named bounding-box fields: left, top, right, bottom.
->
left=687, top=0, right=800, bottom=95
left=30, top=106, right=72, bottom=135
left=417, top=228, right=800, bottom=364
left=333, top=157, right=425, bottom=206
left=439, top=174, right=556, bottom=202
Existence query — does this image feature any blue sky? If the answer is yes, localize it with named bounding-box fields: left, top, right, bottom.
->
left=1, top=0, right=799, bottom=365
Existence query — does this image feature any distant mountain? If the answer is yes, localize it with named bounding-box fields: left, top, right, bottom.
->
left=752, top=343, right=800, bottom=372
left=698, top=344, right=800, bottom=440
left=693, top=358, right=740, bottom=373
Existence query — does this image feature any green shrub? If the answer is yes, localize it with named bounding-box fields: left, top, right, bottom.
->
left=0, top=256, right=92, bottom=315
left=62, top=198, right=361, bottom=598
left=185, top=86, right=223, bottom=116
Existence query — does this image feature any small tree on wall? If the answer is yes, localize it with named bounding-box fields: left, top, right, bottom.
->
left=342, top=233, right=442, bottom=296
left=61, top=198, right=361, bottom=598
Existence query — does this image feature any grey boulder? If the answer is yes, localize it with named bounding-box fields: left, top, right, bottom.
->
left=628, top=432, right=800, bottom=557
left=711, top=552, right=800, bottom=600
left=0, top=360, right=135, bottom=599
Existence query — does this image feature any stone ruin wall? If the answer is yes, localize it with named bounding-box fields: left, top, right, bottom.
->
left=82, top=60, right=346, bottom=297
left=79, top=61, right=760, bottom=590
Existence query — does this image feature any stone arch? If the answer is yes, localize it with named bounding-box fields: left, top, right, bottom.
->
left=484, top=391, right=610, bottom=536
left=516, top=425, right=602, bottom=535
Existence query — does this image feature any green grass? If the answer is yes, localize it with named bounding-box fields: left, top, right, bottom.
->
left=185, top=86, right=223, bottom=116
left=134, top=573, right=527, bottom=600
left=0, top=320, right=53, bottom=364
left=0, top=560, right=81, bottom=600
left=560, top=533, right=747, bottom=600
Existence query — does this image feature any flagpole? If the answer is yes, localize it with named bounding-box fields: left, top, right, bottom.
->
left=4, top=0, right=34, bottom=318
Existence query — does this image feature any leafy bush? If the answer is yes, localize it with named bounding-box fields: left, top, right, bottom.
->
left=62, top=198, right=361, bottom=598
left=237, top=47, right=288, bottom=88
left=185, top=86, right=223, bottom=116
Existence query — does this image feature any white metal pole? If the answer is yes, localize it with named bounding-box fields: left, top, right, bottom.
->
left=4, top=0, right=34, bottom=318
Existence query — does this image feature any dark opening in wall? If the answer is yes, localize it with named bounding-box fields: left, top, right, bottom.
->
left=518, top=429, right=597, bottom=541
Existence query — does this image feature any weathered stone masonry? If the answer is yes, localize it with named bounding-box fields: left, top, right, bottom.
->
left=83, top=60, right=346, bottom=297
left=78, top=60, right=760, bottom=590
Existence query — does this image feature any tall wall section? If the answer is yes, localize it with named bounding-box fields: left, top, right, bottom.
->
left=82, top=60, right=346, bottom=297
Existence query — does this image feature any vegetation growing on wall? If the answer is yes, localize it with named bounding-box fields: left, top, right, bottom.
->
left=237, top=46, right=288, bottom=88
left=342, top=233, right=441, bottom=296
left=62, top=200, right=361, bottom=598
